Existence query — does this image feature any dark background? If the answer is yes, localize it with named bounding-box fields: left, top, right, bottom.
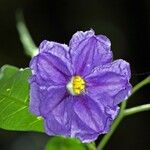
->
left=0, top=0, right=150, bottom=149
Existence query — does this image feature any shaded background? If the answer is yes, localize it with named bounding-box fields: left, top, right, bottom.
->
left=0, top=0, right=150, bottom=149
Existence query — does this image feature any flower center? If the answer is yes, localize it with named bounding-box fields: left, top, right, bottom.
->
left=66, top=76, right=85, bottom=95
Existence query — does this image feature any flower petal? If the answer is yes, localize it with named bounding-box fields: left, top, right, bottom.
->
left=85, top=59, right=132, bottom=105
left=29, top=81, right=41, bottom=116
left=69, top=29, right=112, bottom=76
left=29, top=75, right=67, bottom=117
left=71, top=114, right=99, bottom=143
left=39, top=40, right=70, bottom=59
left=30, top=41, right=73, bottom=85
left=72, top=95, right=119, bottom=142
left=39, top=86, right=68, bottom=117
left=44, top=96, right=74, bottom=136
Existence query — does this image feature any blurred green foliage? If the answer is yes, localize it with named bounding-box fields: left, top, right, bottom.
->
left=16, top=11, right=38, bottom=57
left=45, top=136, right=86, bottom=150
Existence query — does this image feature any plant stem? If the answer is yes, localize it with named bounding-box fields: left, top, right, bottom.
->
left=97, top=101, right=126, bottom=150
left=16, top=10, right=38, bottom=57
left=86, top=142, right=97, bottom=150
left=124, top=104, right=150, bottom=116
left=132, top=76, right=150, bottom=94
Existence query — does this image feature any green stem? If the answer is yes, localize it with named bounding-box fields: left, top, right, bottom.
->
left=97, top=101, right=126, bottom=150
left=86, top=142, right=96, bottom=150
left=124, top=104, right=150, bottom=116
left=16, top=10, right=38, bottom=57
left=132, top=76, right=150, bottom=94
left=97, top=75, right=150, bottom=150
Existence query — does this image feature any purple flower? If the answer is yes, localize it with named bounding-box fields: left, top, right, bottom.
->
left=29, top=29, right=132, bottom=143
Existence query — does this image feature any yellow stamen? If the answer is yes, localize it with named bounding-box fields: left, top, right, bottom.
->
left=66, top=76, right=85, bottom=95
left=72, top=76, right=85, bottom=95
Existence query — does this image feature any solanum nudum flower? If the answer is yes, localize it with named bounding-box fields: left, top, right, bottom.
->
left=29, top=30, right=132, bottom=143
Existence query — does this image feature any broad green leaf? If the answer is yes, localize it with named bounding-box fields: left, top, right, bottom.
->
left=0, top=65, right=44, bottom=132
left=16, top=10, right=38, bottom=57
left=45, top=137, right=86, bottom=150
left=0, top=65, right=19, bottom=85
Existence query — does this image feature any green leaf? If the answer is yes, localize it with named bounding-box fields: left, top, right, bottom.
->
left=0, top=65, right=19, bottom=85
left=16, top=10, right=38, bottom=57
left=45, top=137, right=86, bottom=150
left=0, top=65, right=44, bottom=132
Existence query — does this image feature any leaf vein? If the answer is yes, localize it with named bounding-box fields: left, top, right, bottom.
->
left=0, top=92, right=27, bottom=106
left=0, top=101, right=15, bottom=117
left=2, top=106, right=27, bottom=120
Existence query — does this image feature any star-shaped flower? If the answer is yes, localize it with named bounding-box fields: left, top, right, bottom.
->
left=29, top=29, right=132, bottom=143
